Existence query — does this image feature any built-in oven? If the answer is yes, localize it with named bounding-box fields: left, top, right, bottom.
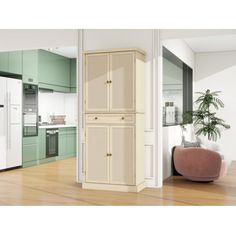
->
left=23, top=84, right=38, bottom=137
left=46, top=128, right=59, bottom=158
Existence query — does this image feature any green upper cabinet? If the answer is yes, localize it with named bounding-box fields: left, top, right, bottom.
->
left=9, top=51, right=22, bottom=74
left=23, top=50, right=38, bottom=84
left=0, top=52, right=9, bottom=72
left=70, top=58, right=76, bottom=92
left=38, top=50, right=70, bottom=90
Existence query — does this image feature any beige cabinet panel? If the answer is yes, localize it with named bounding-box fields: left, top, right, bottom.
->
left=85, top=54, right=109, bottom=112
left=110, top=52, right=135, bottom=112
left=110, top=126, right=134, bottom=185
left=86, top=126, right=109, bottom=183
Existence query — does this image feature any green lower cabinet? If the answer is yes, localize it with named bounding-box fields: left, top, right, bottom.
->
left=22, top=127, right=76, bottom=168
left=22, top=136, right=39, bottom=167
left=67, top=128, right=76, bottom=157
left=58, top=127, right=76, bottom=159
left=59, top=129, right=68, bottom=158
left=38, top=129, right=46, bottom=160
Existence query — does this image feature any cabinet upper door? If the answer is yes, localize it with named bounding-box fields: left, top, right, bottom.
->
left=85, top=53, right=109, bottom=112
left=86, top=126, right=109, bottom=183
left=110, top=126, right=134, bottom=185
left=110, top=52, right=135, bottom=112
left=0, top=52, right=9, bottom=72
left=9, top=51, right=22, bottom=75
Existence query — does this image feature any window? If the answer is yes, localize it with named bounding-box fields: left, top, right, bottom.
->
left=162, top=47, right=193, bottom=126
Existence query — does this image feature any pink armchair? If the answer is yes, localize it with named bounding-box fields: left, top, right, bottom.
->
left=173, top=146, right=227, bottom=182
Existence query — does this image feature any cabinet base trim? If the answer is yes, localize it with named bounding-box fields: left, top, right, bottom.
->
left=82, top=181, right=146, bottom=192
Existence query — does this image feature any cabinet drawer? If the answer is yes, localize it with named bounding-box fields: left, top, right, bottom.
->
left=86, top=114, right=134, bottom=124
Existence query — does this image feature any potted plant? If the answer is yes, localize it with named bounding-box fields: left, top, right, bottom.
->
left=184, top=89, right=230, bottom=141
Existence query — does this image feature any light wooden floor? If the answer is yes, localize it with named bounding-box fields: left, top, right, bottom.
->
left=0, top=158, right=235, bottom=205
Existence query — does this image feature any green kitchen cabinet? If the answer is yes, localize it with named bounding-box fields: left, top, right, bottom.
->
left=38, top=83, right=70, bottom=93
left=0, top=52, right=9, bottom=72
left=38, top=129, right=46, bottom=160
left=38, top=50, right=70, bottom=90
left=70, top=58, right=76, bottom=92
left=58, top=127, right=76, bottom=158
left=23, top=136, right=39, bottom=167
left=67, top=128, right=76, bottom=157
left=23, top=50, right=38, bottom=84
left=9, top=51, right=22, bottom=74
left=59, top=128, right=68, bottom=158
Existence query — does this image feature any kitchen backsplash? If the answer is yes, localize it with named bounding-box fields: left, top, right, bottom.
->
left=39, top=91, right=77, bottom=124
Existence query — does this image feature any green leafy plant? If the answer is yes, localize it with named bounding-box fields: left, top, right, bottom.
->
left=190, top=89, right=230, bottom=141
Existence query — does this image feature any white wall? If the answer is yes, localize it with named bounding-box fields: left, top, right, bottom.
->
left=161, top=39, right=195, bottom=179
left=83, top=29, right=157, bottom=186
left=39, top=91, right=77, bottom=124
left=195, top=51, right=236, bottom=161
left=162, top=39, right=195, bottom=68
left=0, top=29, right=77, bottom=51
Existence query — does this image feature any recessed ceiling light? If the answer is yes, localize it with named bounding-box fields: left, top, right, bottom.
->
left=48, top=47, right=58, bottom=52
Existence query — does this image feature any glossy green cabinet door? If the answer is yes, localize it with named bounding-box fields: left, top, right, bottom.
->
left=38, top=129, right=46, bottom=159
left=23, top=50, right=38, bottom=84
left=23, top=137, right=39, bottom=165
left=67, top=129, right=76, bottom=157
left=70, top=58, right=76, bottom=92
left=59, top=128, right=67, bottom=157
left=38, top=50, right=70, bottom=88
left=9, top=51, right=22, bottom=74
left=0, top=52, right=9, bottom=72
left=59, top=128, right=76, bottom=158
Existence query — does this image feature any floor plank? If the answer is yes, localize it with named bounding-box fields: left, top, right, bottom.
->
left=0, top=158, right=235, bottom=205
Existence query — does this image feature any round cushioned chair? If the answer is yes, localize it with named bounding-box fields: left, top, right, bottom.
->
left=173, top=146, right=227, bottom=182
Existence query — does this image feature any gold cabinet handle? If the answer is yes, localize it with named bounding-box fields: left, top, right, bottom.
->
left=121, top=117, right=125, bottom=120
left=94, top=117, right=98, bottom=120
left=106, top=80, right=112, bottom=84
left=106, top=153, right=112, bottom=157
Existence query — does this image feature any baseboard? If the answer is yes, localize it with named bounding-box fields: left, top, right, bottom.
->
left=82, top=181, right=146, bottom=192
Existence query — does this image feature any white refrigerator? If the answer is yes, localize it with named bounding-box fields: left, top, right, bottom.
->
left=0, top=76, right=22, bottom=170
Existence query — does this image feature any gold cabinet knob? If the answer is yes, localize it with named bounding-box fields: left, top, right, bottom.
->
left=94, top=117, right=98, bottom=120
left=121, top=117, right=125, bottom=120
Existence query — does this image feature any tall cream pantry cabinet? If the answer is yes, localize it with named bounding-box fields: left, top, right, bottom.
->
left=83, top=49, right=145, bottom=192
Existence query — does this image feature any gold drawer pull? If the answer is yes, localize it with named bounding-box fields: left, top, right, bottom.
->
left=121, top=117, right=125, bottom=120
left=94, top=117, right=98, bottom=120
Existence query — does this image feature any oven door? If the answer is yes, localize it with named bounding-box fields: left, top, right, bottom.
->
left=23, top=113, right=38, bottom=137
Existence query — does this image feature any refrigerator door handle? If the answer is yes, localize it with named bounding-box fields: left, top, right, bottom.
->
left=6, top=92, right=11, bottom=150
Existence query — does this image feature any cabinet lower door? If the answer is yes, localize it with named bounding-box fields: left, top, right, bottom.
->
left=85, top=54, right=109, bottom=112
left=110, top=126, right=134, bottom=185
left=86, top=126, right=109, bottom=183
left=110, top=52, right=135, bottom=112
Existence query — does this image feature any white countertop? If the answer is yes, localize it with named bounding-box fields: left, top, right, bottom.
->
left=39, top=124, right=77, bottom=129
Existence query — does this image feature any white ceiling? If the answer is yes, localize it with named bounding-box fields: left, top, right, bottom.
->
left=184, top=34, right=236, bottom=53
left=42, top=46, right=77, bottom=58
